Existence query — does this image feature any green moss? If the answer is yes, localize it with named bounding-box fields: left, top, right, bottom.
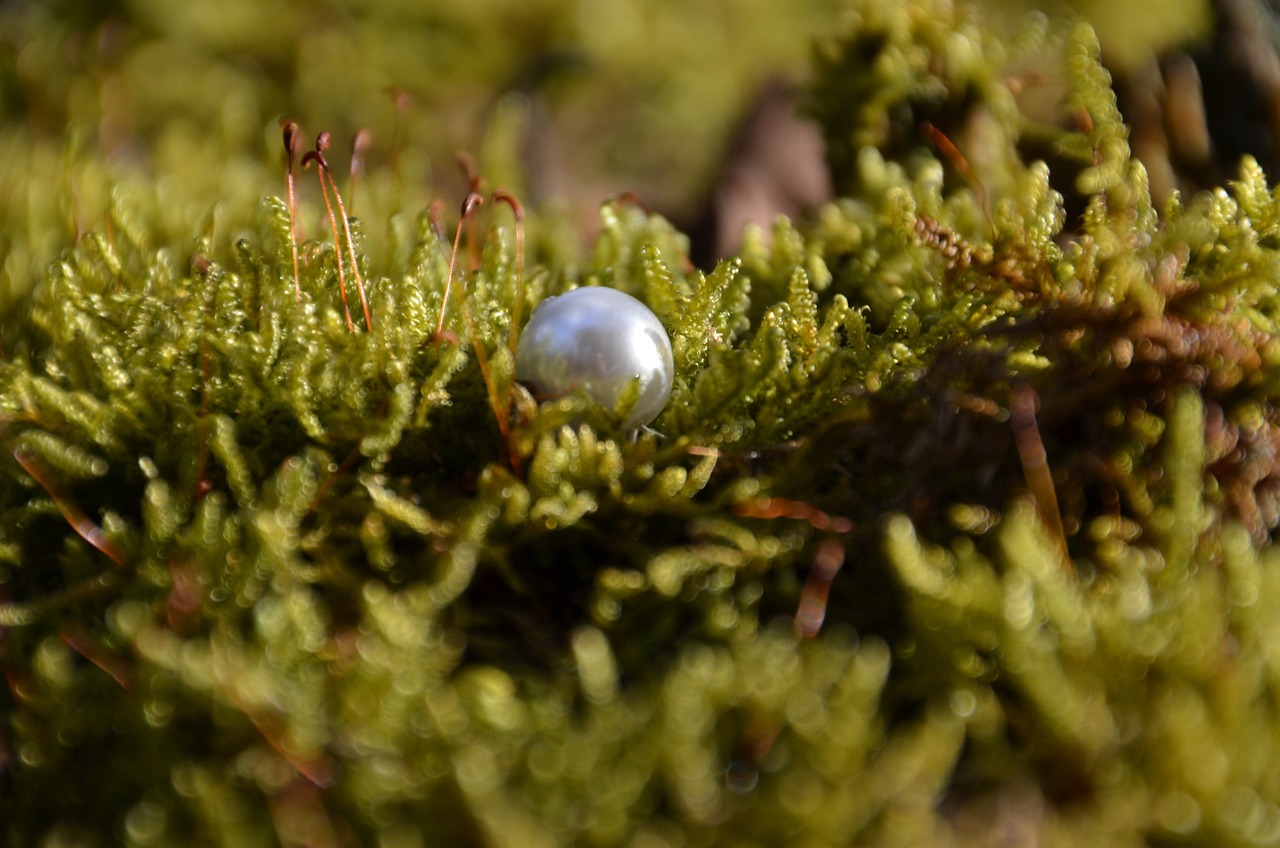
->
left=4, top=0, right=1280, bottom=845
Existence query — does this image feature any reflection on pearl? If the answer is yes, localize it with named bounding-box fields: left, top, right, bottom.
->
left=515, top=287, right=674, bottom=429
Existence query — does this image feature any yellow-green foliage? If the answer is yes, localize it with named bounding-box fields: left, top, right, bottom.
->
left=0, top=0, right=840, bottom=332
left=5, top=1, right=1280, bottom=846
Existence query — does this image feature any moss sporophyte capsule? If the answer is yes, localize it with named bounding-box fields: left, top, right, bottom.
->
left=515, top=287, right=674, bottom=430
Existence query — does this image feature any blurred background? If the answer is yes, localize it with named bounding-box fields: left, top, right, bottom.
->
left=3, top=0, right=1279, bottom=320
left=0, top=0, right=840, bottom=249
left=0, top=0, right=842, bottom=330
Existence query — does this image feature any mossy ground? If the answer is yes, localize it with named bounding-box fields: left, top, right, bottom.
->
left=5, top=0, right=1280, bottom=846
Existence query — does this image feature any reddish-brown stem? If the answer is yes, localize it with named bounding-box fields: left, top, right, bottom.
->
left=434, top=191, right=519, bottom=468
left=61, top=626, right=134, bottom=689
left=12, top=447, right=126, bottom=567
left=435, top=192, right=483, bottom=340
left=731, top=497, right=853, bottom=533
left=303, top=135, right=355, bottom=333
left=1010, top=384, right=1072, bottom=572
left=489, top=190, right=528, bottom=473
left=281, top=120, right=302, bottom=303
left=793, top=537, right=844, bottom=638
left=920, top=121, right=993, bottom=238
left=457, top=151, right=483, bottom=193
left=1073, top=107, right=1094, bottom=136
left=615, top=191, right=652, bottom=215
left=268, top=781, right=340, bottom=848
left=306, top=440, right=366, bottom=516
left=733, top=714, right=781, bottom=777
left=324, top=165, right=373, bottom=331
left=232, top=693, right=334, bottom=788
left=726, top=495, right=851, bottom=638
left=165, top=561, right=204, bottom=632
left=457, top=153, right=484, bottom=272
left=461, top=277, right=519, bottom=471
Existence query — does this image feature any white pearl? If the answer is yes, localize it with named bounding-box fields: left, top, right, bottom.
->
left=515, top=287, right=674, bottom=429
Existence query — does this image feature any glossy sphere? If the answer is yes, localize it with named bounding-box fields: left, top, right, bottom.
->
left=515, top=287, right=674, bottom=429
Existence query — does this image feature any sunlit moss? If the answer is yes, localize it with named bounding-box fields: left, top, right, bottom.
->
left=5, top=0, right=1280, bottom=845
